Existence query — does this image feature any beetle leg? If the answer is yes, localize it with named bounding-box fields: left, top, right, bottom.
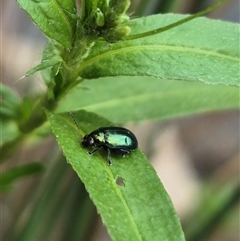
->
left=119, top=149, right=130, bottom=157
left=107, top=149, right=112, bottom=166
left=88, top=146, right=102, bottom=155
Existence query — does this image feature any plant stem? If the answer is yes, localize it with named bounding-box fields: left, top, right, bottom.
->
left=127, top=0, right=230, bottom=40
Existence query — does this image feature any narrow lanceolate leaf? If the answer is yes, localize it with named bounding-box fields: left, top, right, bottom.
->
left=16, top=0, right=77, bottom=48
left=57, top=77, right=239, bottom=123
left=1, top=163, right=44, bottom=191
left=47, top=110, right=185, bottom=241
left=25, top=55, right=63, bottom=77
left=76, top=14, right=239, bottom=87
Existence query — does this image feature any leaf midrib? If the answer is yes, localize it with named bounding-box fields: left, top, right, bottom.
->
left=104, top=165, right=143, bottom=241
left=77, top=44, right=237, bottom=73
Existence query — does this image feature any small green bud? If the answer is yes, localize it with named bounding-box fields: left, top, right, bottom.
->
left=95, top=8, right=105, bottom=27
left=119, top=14, right=129, bottom=24
left=103, top=25, right=131, bottom=42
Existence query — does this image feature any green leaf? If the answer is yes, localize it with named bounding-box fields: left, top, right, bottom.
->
left=57, top=77, right=239, bottom=123
left=16, top=0, right=77, bottom=48
left=1, top=162, right=45, bottom=191
left=47, top=110, right=185, bottom=241
left=25, top=40, right=64, bottom=99
left=127, top=0, right=231, bottom=40
left=39, top=41, right=65, bottom=99
left=25, top=55, right=63, bottom=77
left=76, top=14, right=239, bottom=87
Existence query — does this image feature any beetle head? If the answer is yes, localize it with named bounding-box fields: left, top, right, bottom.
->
left=82, top=135, right=95, bottom=147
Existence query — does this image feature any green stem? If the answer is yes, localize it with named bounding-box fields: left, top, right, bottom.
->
left=1, top=88, right=62, bottom=161
left=127, top=0, right=230, bottom=40
left=18, top=97, right=55, bottom=134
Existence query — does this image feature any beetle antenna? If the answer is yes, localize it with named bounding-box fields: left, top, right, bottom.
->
left=68, top=111, right=80, bottom=131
